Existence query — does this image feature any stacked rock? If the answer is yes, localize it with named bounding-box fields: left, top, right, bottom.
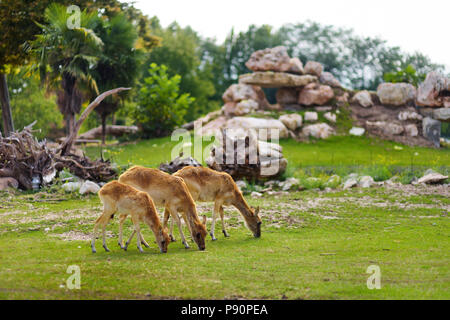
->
left=205, top=130, right=287, bottom=180
left=239, top=46, right=343, bottom=110
left=221, top=84, right=269, bottom=117
left=349, top=71, right=449, bottom=147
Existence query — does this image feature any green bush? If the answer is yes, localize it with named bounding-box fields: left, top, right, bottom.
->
left=133, top=63, right=194, bottom=138
left=383, top=65, right=425, bottom=87
left=362, top=165, right=392, bottom=181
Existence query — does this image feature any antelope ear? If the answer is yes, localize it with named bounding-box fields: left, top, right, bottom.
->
left=202, top=215, right=207, bottom=226
left=255, top=206, right=260, bottom=216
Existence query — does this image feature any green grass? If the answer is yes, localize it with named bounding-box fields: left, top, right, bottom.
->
left=0, top=186, right=448, bottom=299
left=1, top=135, right=449, bottom=299
left=84, top=135, right=449, bottom=169
left=84, top=135, right=449, bottom=187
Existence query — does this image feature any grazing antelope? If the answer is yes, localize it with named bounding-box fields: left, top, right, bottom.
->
left=173, top=166, right=262, bottom=240
left=118, top=166, right=207, bottom=250
left=91, top=181, right=170, bottom=254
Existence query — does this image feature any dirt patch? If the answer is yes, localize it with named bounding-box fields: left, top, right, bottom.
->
left=51, top=230, right=114, bottom=241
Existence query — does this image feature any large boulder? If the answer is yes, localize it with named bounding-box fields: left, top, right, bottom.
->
left=198, top=116, right=228, bottom=136
left=358, top=176, right=375, bottom=188
left=302, top=123, right=335, bottom=139
left=206, top=132, right=288, bottom=180
left=433, top=108, right=450, bottom=122
left=417, top=71, right=450, bottom=107
left=222, top=99, right=259, bottom=117
left=304, top=111, right=318, bottom=122
left=159, top=156, right=202, bottom=174
left=183, top=109, right=222, bottom=130
left=279, top=113, right=302, bottom=131
left=404, top=124, right=418, bottom=137
left=319, top=72, right=341, bottom=88
left=304, top=61, right=323, bottom=77
left=287, top=58, right=304, bottom=74
left=79, top=181, right=100, bottom=195
left=298, top=83, right=334, bottom=106
left=352, top=90, right=373, bottom=108
left=418, top=170, right=448, bottom=184
left=349, top=127, right=365, bottom=136
left=225, top=117, right=289, bottom=139
left=422, top=117, right=441, bottom=147
left=222, top=84, right=269, bottom=109
left=0, top=177, right=19, bottom=190
left=245, top=46, right=304, bottom=74
left=377, top=83, right=416, bottom=106
left=239, top=72, right=317, bottom=88
left=398, top=110, right=423, bottom=121
left=366, top=121, right=404, bottom=135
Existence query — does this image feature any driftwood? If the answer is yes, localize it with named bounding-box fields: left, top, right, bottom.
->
left=159, top=154, right=202, bottom=174
left=78, top=125, right=138, bottom=140
left=0, top=122, right=56, bottom=189
left=59, top=87, right=130, bottom=156
left=0, top=88, right=130, bottom=190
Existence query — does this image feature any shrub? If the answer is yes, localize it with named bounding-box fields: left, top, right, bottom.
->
left=383, top=65, right=425, bottom=87
left=133, top=63, right=194, bottom=138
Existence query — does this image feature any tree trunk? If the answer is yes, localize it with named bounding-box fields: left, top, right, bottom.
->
left=101, top=114, right=107, bottom=145
left=59, top=87, right=130, bottom=156
left=0, top=73, right=14, bottom=136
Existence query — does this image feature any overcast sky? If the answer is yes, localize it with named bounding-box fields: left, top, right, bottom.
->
left=133, top=0, right=449, bottom=70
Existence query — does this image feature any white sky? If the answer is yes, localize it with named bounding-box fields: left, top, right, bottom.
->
left=132, top=0, right=450, bottom=70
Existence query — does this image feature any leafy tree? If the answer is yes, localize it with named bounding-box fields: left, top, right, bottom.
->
left=134, top=63, right=194, bottom=138
left=92, top=14, right=145, bottom=144
left=146, top=20, right=215, bottom=121
left=0, top=0, right=127, bottom=136
left=4, top=69, right=63, bottom=139
left=31, top=3, right=103, bottom=134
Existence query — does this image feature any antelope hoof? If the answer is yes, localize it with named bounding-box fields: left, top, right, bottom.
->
left=118, top=242, right=124, bottom=249
left=210, top=232, right=217, bottom=241
left=182, top=241, right=190, bottom=249
left=170, top=235, right=176, bottom=242
left=142, top=241, right=150, bottom=248
left=138, top=247, right=144, bottom=253
left=124, top=242, right=130, bottom=251
left=91, top=247, right=97, bottom=254
left=103, top=245, right=110, bottom=252
left=222, top=230, right=229, bottom=237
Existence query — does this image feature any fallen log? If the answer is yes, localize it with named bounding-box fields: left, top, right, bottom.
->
left=77, top=125, right=138, bottom=140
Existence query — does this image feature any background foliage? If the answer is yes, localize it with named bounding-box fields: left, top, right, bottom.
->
left=133, top=63, right=194, bottom=137
left=0, top=1, right=447, bottom=139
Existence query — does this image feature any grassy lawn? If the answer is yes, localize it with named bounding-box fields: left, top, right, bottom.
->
left=0, top=185, right=448, bottom=299
left=84, top=135, right=450, bottom=170
left=1, top=136, right=448, bottom=299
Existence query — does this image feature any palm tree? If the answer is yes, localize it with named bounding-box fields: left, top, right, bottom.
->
left=92, top=14, right=144, bottom=144
left=32, top=3, right=103, bottom=134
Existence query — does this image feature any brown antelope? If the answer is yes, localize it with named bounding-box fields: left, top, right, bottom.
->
left=173, top=166, right=261, bottom=240
left=92, top=181, right=170, bottom=254
left=118, top=166, right=207, bottom=250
